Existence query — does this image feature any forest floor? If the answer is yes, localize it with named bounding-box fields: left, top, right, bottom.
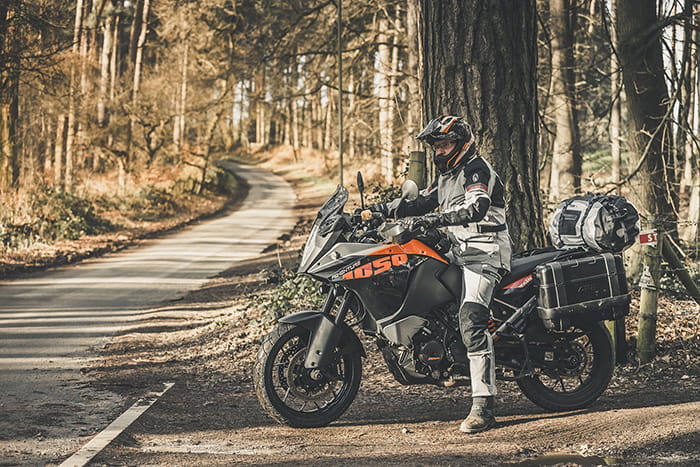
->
left=77, top=153, right=700, bottom=466
left=4, top=148, right=699, bottom=465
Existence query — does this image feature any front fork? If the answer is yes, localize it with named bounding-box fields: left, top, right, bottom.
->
left=305, top=287, right=354, bottom=368
left=279, top=285, right=362, bottom=370
left=320, top=286, right=354, bottom=326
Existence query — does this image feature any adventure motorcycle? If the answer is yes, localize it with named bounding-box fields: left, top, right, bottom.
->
left=253, top=175, right=630, bottom=428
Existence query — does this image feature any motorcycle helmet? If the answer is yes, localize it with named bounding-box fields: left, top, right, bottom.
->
left=416, top=115, right=476, bottom=174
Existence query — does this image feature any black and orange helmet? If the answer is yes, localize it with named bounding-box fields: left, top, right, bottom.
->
left=416, top=115, right=476, bottom=174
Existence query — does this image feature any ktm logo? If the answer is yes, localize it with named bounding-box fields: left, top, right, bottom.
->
left=342, top=254, right=408, bottom=280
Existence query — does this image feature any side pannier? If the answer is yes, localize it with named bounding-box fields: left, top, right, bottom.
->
left=536, top=252, right=630, bottom=330
left=549, top=193, right=640, bottom=252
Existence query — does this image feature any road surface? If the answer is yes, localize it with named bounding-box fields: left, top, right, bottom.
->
left=0, top=162, right=295, bottom=465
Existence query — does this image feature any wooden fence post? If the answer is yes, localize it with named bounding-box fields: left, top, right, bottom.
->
left=637, top=217, right=664, bottom=364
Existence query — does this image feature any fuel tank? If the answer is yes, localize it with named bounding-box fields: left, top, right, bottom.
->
left=330, top=240, right=462, bottom=323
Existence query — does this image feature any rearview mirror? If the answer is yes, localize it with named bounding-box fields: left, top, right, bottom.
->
left=401, top=179, right=419, bottom=201
left=357, top=172, right=366, bottom=210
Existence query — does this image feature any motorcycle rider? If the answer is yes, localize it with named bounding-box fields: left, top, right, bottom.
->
left=364, top=115, right=512, bottom=433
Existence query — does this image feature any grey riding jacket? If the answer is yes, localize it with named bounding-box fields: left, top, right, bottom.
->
left=388, top=155, right=512, bottom=273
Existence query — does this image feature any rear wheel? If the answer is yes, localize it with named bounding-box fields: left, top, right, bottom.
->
left=253, top=323, right=362, bottom=427
left=517, top=320, right=614, bottom=411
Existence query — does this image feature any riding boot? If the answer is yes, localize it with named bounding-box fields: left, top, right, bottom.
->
left=459, top=396, right=495, bottom=433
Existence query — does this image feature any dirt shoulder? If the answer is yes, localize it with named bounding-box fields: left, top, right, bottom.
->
left=74, top=162, right=700, bottom=466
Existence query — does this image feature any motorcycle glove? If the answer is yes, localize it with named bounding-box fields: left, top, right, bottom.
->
left=411, top=213, right=444, bottom=230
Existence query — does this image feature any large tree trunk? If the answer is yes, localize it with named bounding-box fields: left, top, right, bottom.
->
left=420, top=1, right=544, bottom=250
left=548, top=0, right=581, bottom=202
left=617, top=0, right=676, bottom=277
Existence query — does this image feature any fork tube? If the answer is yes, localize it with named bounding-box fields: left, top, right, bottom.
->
left=333, top=290, right=353, bottom=325
left=320, top=286, right=338, bottom=315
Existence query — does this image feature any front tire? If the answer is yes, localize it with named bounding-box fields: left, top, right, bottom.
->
left=253, top=323, right=362, bottom=427
left=517, top=320, right=614, bottom=412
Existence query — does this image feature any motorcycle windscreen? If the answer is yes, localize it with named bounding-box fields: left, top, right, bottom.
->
left=298, top=185, right=348, bottom=273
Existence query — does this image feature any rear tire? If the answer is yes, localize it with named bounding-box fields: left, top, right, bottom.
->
left=253, top=323, right=362, bottom=427
left=517, top=320, right=614, bottom=412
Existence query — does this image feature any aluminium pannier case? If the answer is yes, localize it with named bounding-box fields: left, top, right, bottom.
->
left=535, top=252, right=630, bottom=330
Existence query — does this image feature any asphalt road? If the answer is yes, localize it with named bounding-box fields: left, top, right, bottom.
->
left=0, top=162, right=295, bottom=465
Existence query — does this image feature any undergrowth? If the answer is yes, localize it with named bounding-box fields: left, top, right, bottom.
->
left=0, top=166, right=234, bottom=251
left=0, top=187, right=115, bottom=249
left=253, top=268, right=326, bottom=323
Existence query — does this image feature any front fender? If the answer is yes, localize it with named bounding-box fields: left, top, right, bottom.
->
left=279, top=311, right=365, bottom=369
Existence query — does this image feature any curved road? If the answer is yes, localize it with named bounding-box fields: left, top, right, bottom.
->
left=0, top=162, right=295, bottom=465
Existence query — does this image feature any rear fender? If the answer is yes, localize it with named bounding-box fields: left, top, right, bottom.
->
left=279, top=311, right=365, bottom=369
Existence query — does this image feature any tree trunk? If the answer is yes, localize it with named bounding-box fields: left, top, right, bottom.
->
left=682, top=23, right=699, bottom=244
left=76, top=0, right=91, bottom=170
left=404, top=0, right=424, bottom=183
left=54, top=114, right=67, bottom=187
left=174, top=39, right=188, bottom=153
left=674, top=0, right=694, bottom=192
left=0, top=3, right=20, bottom=191
left=128, top=0, right=150, bottom=166
left=64, top=0, right=86, bottom=191
left=548, top=0, right=581, bottom=203
left=324, top=90, right=334, bottom=151
left=97, top=8, right=113, bottom=127
left=377, top=17, right=394, bottom=184
left=680, top=9, right=696, bottom=194
left=420, top=1, right=544, bottom=250
left=609, top=0, right=622, bottom=192
left=128, top=0, right=144, bottom=66
left=109, top=14, right=119, bottom=105
left=254, top=67, right=266, bottom=145
left=617, top=0, right=677, bottom=278
left=198, top=108, right=224, bottom=194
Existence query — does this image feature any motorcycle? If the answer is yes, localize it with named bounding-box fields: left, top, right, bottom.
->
left=253, top=174, right=630, bottom=428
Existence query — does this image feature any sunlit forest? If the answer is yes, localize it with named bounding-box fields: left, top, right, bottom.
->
left=1, top=1, right=699, bottom=278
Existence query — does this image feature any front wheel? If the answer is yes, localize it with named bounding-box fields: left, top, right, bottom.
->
left=253, top=323, right=362, bottom=427
left=517, top=320, right=614, bottom=412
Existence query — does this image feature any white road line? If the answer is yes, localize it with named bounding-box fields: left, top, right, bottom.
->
left=59, top=382, right=175, bottom=467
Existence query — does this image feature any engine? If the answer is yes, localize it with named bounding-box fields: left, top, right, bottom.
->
left=378, top=306, right=469, bottom=385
